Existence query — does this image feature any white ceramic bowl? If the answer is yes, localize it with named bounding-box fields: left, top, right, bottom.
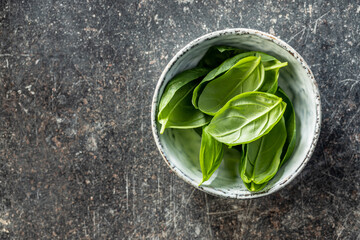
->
left=151, top=28, right=321, bottom=199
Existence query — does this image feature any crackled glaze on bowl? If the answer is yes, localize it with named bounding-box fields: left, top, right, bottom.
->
left=151, top=28, right=321, bottom=199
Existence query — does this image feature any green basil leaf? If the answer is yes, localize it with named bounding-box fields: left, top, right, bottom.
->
left=259, top=59, right=287, bottom=93
left=276, top=88, right=297, bottom=167
left=192, top=52, right=257, bottom=109
left=241, top=117, right=287, bottom=184
left=158, top=68, right=210, bottom=133
left=259, top=68, right=279, bottom=94
left=198, top=56, right=265, bottom=115
left=199, top=127, right=224, bottom=186
left=206, top=91, right=287, bottom=146
left=239, top=145, right=268, bottom=191
left=266, top=79, right=279, bottom=94
left=163, top=83, right=212, bottom=131
left=222, top=147, right=242, bottom=179
left=192, top=51, right=283, bottom=109
left=254, top=52, right=277, bottom=62
left=197, top=45, right=243, bottom=69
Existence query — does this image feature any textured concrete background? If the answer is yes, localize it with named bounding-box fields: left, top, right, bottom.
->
left=0, top=0, right=359, bottom=239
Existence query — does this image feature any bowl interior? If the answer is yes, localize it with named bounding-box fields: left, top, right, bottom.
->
left=153, top=30, right=320, bottom=198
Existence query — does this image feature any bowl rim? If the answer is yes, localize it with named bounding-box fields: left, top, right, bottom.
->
left=151, top=28, right=321, bottom=199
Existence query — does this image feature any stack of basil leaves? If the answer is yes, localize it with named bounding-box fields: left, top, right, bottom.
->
left=157, top=46, right=296, bottom=192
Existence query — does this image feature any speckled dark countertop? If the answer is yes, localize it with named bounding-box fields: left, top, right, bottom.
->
left=0, top=0, right=359, bottom=239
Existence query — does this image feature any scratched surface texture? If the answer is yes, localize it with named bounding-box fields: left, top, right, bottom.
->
left=0, top=0, right=359, bottom=239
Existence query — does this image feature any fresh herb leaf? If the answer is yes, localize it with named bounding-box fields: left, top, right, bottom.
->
left=239, top=145, right=269, bottom=191
left=259, top=59, right=287, bottom=94
left=198, top=56, right=265, bottom=115
left=276, top=88, right=297, bottom=167
left=162, top=83, right=212, bottom=132
left=221, top=147, right=242, bottom=179
left=157, top=68, right=210, bottom=134
left=254, top=52, right=277, bottom=62
left=259, top=68, right=279, bottom=94
left=192, top=52, right=257, bottom=109
left=199, top=127, right=224, bottom=186
left=240, top=117, right=287, bottom=185
left=197, top=45, right=243, bottom=69
left=206, top=91, right=287, bottom=146
left=193, top=51, right=284, bottom=109
left=266, top=79, right=279, bottom=94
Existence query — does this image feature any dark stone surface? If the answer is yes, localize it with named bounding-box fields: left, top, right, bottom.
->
left=0, top=0, right=359, bottom=239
